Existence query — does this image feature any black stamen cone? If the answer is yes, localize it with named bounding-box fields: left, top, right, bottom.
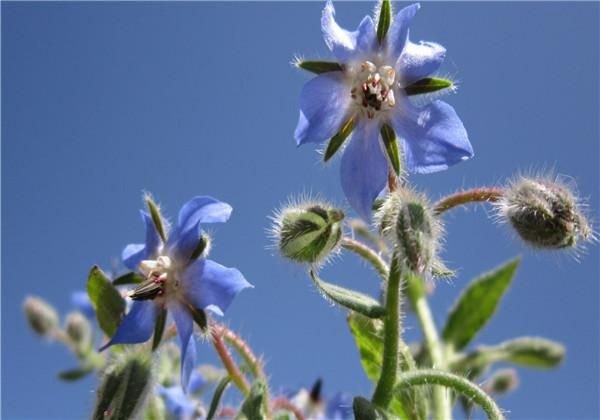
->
left=309, top=378, right=322, bottom=403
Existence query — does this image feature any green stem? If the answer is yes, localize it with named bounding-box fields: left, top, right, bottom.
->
left=371, top=256, right=402, bottom=408
left=211, top=327, right=250, bottom=396
left=341, top=237, right=389, bottom=280
left=433, top=187, right=504, bottom=215
left=395, top=369, right=505, bottom=420
left=406, top=272, right=451, bottom=420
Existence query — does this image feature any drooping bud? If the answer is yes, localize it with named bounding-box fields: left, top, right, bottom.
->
left=23, top=296, right=59, bottom=336
left=482, top=368, right=519, bottom=396
left=499, top=177, right=593, bottom=249
left=65, top=311, right=92, bottom=349
left=375, top=188, right=441, bottom=272
left=272, top=201, right=344, bottom=264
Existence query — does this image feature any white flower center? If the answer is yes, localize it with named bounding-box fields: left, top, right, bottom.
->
left=130, top=255, right=182, bottom=302
left=350, top=61, right=396, bottom=119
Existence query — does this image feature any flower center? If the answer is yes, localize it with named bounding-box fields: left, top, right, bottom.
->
left=350, top=61, right=396, bottom=119
left=130, top=255, right=178, bottom=301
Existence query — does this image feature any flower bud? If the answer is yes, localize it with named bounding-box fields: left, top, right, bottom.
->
left=65, top=311, right=92, bottom=348
left=482, top=368, right=519, bottom=396
left=272, top=201, right=344, bottom=264
left=499, top=177, right=593, bottom=249
left=23, top=296, right=59, bottom=336
left=375, top=189, right=441, bottom=272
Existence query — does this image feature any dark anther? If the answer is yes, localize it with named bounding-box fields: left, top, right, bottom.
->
left=130, top=277, right=164, bottom=301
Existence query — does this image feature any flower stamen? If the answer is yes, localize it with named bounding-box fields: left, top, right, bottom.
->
left=350, top=61, right=396, bottom=119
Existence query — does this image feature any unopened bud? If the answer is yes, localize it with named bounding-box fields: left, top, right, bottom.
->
left=272, top=201, right=344, bottom=264
left=500, top=177, right=593, bottom=249
left=375, top=189, right=441, bottom=272
left=23, top=296, right=59, bottom=336
left=483, top=368, right=519, bottom=396
left=65, top=311, right=92, bottom=348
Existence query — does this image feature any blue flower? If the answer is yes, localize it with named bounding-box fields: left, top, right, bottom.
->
left=326, top=392, right=352, bottom=419
left=157, top=384, right=199, bottom=420
left=295, top=1, right=473, bottom=219
left=100, top=196, right=252, bottom=390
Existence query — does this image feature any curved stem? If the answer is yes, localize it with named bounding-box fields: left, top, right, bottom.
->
left=216, top=324, right=265, bottom=380
left=406, top=272, right=451, bottom=420
left=371, top=256, right=402, bottom=408
left=211, top=326, right=250, bottom=396
left=433, top=187, right=504, bottom=215
left=341, top=237, right=389, bottom=280
left=395, top=369, right=505, bottom=420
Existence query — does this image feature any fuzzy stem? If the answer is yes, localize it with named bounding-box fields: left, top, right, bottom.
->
left=216, top=324, right=265, bottom=380
left=433, top=187, right=504, bottom=215
left=406, top=272, right=451, bottom=420
left=341, top=237, right=389, bottom=280
left=270, top=398, right=305, bottom=420
left=211, top=327, right=250, bottom=396
left=395, top=369, right=505, bottom=420
left=387, top=168, right=399, bottom=192
left=371, top=256, right=402, bottom=408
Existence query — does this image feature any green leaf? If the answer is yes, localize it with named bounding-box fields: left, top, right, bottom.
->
left=442, top=258, right=520, bottom=350
left=58, top=366, right=93, bottom=381
left=353, top=396, right=390, bottom=420
left=112, top=272, right=144, bottom=286
left=296, top=60, right=343, bottom=74
left=87, top=266, right=126, bottom=337
left=310, top=271, right=386, bottom=318
left=207, top=376, right=231, bottom=420
left=146, top=195, right=166, bottom=242
left=152, top=308, right=167, bottom=351
left=404, top=77, right=453, bottom=96
left=237, top=381, right=267, bottom=420
left=324, top=118, right=355, bottom=162
left=380, top=124, right=401, bottom=175
left=376, top=0, right=392, bottom=44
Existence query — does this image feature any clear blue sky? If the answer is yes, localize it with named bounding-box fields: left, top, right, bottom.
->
left=2, top=2, right=598, bottom=419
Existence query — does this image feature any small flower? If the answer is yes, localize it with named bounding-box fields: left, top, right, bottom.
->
left=295, top=1, right=473, bottom=220
left=100, top=196, right=252, bottom=389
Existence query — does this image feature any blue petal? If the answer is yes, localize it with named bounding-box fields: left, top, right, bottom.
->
left=390, top=100, right=473, bottom=174
left=294, top=73, right=350, bottom=146
left=355, top=15, right=376, bottom=58
left=183, top=259, right=252, bottom=316
left=187, top=370, right=206, bottom=394
left=397, top=41, right=446, bottom=85
left=157, top=385, right=197, bottom=418
left=70, top=290, right=95, bottom=319
left=99, top=300, right=157, bottom=351
left=168, top=196, right=232, bottom=263
left=340, top=121, right=388, bottom=221
left=326, top=392, right=353, bottom=419
left=386, top=3, right=420, bottom=60
left=121, top=211, right=161, bottom=271
left=169, top=302, right=195, bottom=391
left=321, top=1, right=357, bottom=62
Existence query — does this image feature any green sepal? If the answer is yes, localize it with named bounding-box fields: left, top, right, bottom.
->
left=442, top=258, right=520, bottom=351
left=190, top=234, right=210, bottom=261
left=236, top=381, right=268, bottom=420
left=112, top=272, right=144, bottom=286
left=404, top=77, right=453, bottom=96
left=146, top=196, right=166, bottom=242
left=324, top=118, right=355, bottom=162
left=87, top=266, right=126, bottom=337
left=58, top=366, right=93, bottom=381
left=353, top=396, right=390, bottom=420
left=152, top=308, right=167, bottom=351
left=376, top=0, right=392, bottom=44
left=310, top=271, right=386, bottom=318
left=296, top=60, right=343, bottom=74
left=207, top=376, right=231, bottom=420
left=380, top=124, right=401, bottom=176
left=187, top=303, right=208, bottom=331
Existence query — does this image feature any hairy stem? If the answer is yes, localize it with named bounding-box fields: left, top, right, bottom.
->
left=371, top=256, right=402, bottom=408
left=216, top=324, right=265, bottom=380
left=406, top=272, right=451, bottom=420
left=341, top=237, right=389, bottom=280
left=395, top=369, right=505, bottom=420
left=434, top=187, right=504, bottom=215
left=211, top=326, right=250, bottom=396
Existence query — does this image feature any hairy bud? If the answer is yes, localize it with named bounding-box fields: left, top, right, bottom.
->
left=272, top=201, right=344, bottom=264
left=23, top=296, right=59, bottom=336
left=375, top=188, right=441, bottom=272
left=499, top=177, right=593, bottom=249
left=65, top=311, right=92, bottom=348
left=483, top=368, right=519, bottom=396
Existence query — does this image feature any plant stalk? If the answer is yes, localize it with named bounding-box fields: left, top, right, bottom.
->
left=434, top=187, right=504, bottom=215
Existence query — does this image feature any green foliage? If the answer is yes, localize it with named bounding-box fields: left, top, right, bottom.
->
left=296, top=60, right=343, bottom=74
left=442, top=258, right=520, bottom=350
left=87, top=266, right=126, bottom=337
left=152, top=308, right=167, bottom=351
left=112, top=272, right=144, bottom=286
left=376, top=0, right=392, bottom=44
left=58, top=366, right=93, bottom=381
left=324, top=118, right=355, bottom=162
left=353, top=396, right=390, bottom=420
left=404, top=77, right=453, bottom=96
left=207, top=377, right=231, bottom=420
left=310, top=271, right=386, bottom=318
left=380, top=124, right=401, bottom=176
left=237, top=381, right=267, bottom=420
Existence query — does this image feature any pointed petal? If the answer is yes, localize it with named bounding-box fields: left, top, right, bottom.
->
left=122, top=243, right=145, bottom=271
left=340, top=121, right=388, bottom=220
left=321, top=1, right=357, bottom=62
left=294, top=73, right=350, bottom=146
left=99, top=300, right=157, bottom=351
left=183, top=259, right=252, bottom=316
left=397, top=41, right=446, bottom=85
left=169, top=302, right=195, bottom=391
left=386, top=3, right=420, bottom=59
left=142, top=210, right=161, bottom=256
left=121, top=211, right=161, bottom=271
left=391, top=100, right=473, bottom=174
left=355, top=15, right=376, bottom=58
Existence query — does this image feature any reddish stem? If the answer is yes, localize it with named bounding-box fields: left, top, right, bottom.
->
left=433, top=187, right=504, bottom=215
left=211, top=325, right=250, bottom=396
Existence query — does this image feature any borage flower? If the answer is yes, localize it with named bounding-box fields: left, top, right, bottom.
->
left=295, top=1, right=473, bottom=219
left=100, top=195, right=252, bottom=389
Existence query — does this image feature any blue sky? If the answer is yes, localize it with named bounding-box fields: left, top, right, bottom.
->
left=2, top=2, right=598, bottom=419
